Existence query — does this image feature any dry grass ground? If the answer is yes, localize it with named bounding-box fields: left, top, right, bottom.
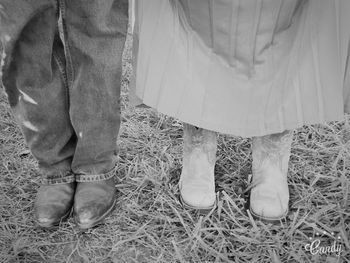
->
left=0, top=33, right=350, bottom=263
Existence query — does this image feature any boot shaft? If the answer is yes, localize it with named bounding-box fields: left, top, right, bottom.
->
left=252, top=130, right=293, bottom=175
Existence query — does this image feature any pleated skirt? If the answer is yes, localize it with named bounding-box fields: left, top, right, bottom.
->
left=131, top=0, right=350, bottom=137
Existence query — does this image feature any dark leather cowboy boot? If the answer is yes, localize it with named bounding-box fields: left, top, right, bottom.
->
left=34, top=182, right=76, bottom=228
left=73, top=177, right=116, bottom=229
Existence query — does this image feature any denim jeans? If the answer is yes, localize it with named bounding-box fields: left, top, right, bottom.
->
left=0, top=0, right=128, bottom=184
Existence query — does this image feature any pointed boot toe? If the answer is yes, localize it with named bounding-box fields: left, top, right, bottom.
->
left=34, top=182, right=75, bottom=228
left=74, top=177, right=116, bottom=229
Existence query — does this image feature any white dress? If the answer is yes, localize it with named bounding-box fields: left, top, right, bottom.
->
left=131, top=0, right=350, bottom=137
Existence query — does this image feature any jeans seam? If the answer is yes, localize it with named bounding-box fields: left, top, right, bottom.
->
left=57, top=0, right=74, bottom=88
left=53, top=51, right=68, bottom=90
left=53, top=49, right=70, bottom=108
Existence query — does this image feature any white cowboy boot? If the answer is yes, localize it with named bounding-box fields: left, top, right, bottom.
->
left=179, top=123, right=217, bottom=210
left=250, top=130, right=293, bottom=221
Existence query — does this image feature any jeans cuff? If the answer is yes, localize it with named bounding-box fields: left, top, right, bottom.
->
left=75, top=168, right=115, bottom=182
left=42, top=171, right=75, bottom=185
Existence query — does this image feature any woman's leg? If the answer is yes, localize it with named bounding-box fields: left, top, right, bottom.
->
left=250, top=130, right=293, bottom=221
left=179, top=123, right=217, bottom=210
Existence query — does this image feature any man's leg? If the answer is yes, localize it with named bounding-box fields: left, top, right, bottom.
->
left=0, top=0, right=77, bottom=227
left=60, top=0, right=128, bottom=228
